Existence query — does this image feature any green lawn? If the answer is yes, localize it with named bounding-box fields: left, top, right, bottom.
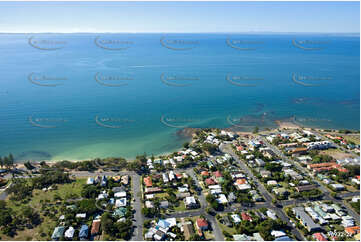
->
left=1, top=178, right=86, bottom=241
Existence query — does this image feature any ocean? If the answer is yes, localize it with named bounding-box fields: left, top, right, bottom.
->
left=0, top=33, right=359, bottom=161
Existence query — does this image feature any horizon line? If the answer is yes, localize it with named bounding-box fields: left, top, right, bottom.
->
left=0, top=31, right=360, bottom=35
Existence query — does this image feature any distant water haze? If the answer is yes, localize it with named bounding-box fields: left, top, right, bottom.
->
left=0, top=33, right=359, bottom=161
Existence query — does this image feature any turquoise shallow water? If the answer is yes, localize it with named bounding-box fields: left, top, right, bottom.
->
left=0, top=33, right=359, bottom=161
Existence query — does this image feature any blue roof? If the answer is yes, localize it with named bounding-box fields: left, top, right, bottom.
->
left=157, top=219, right=171, bottom=229
left=275, top=236, right=293, bottom=241
left=79, top=225, right=88, bottom=238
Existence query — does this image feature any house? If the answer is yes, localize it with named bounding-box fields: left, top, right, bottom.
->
left=293, top=207, right=321, bottom=232
left=266, top=210, right=277, bottom=220
left=231, top=214, right=241, bottom=224
left=235, top=183, right=251, bottom=191
left=213, top=171, right=223, bottom=178
left=262, top=149, right=276, bottom=159
left=196, top=218, right=209, bottom=231
left=79, top=225, right=89, bottom=240
left=205, top=178, right=216, bottom=186
left=183, top=223, right=195, bottom=240
left=76, top=213, right=87, bottom=219
left=253, top=233, right=264, bottom=241
left=201, top=171, right=209, bottom=177
left=274, top=236, right=293, bottom=241
left=330, top=183, right=345, bottom=191
left=289, top=147, right=308, bottom=155
left=313, top=232, right=328, bottom=241
left=115, top=198, right=127, bottom=207
left=91, top=220, right=101, bottom=236
left=267, top=180, right=278, bottom=186
left=86, top=177, right=95, bottom=185
left=113, top=207, right=127, bottom=217
left=157, top=219, right=172, bottom=229
left=233, top=234, right=253, bottom=241
left=216, top=194, right=228, bottom=204
left=112, top=176, right=121, bottom=183
left=162, top=173, right=169, bottom=183
left=51, top=226, right=65, bottom=240
left=64, top=226, right=75, bottom=239
left=144, top=187, right=162, bottom=194
left=241, top=212, right=252, bottom=221
left=159, top=200, right=169, bottom=209
left=273, top=188, right=289, bottom=196
left=184, top=196, right=198, bottom=209
left=145, top=200, right=154, bottom=208
left=144, top=176, right=153, bottom=187
left=154, top=230, right=166, bottom=241
left=295, top=184, right=317, bottom=192
left=271, top=230, right=286, bottom=238
left=121, top=175, right=129, bottom=185
left=101, top=175, right=107, bottom=187
left=345, top=226, right=360, bottom=236
left=260, top=170, right=271, bottom=178
left=255, top=158, right=265, bottom=167
left=114, top=191, right=127, bottom=198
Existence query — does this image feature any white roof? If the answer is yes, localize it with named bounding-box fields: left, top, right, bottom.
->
left=76, top=213, right=86, bottom=218
left=114, top=191, right=127, bottom=198
left=116, top=198, right=127, bottom=207
left=231, top=214, right=241, bottom=223
left=216, top=194, right=228, bottom=204
left=271, top=230, right=286, bottom=238
left=185, top=196, right=196, bottom=205
left=65, top=227, right=75, bottom=238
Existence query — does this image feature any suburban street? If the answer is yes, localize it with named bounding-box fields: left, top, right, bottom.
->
left=219, top=143, right=305, bottom=241
left=257, top=135, right=360, bottom=223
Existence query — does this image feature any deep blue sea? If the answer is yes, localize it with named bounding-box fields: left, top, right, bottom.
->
left=0, top=33, right=359, bottom=161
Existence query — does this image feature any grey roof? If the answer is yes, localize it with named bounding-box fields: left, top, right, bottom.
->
left=79, top=225, right=88, bottom=238
left=293, top=207, right=321, bottom=231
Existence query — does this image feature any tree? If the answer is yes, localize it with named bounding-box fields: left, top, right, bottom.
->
left=253, top=126, right=259, bottom=134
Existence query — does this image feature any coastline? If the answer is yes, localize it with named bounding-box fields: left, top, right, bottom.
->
left=12, top=121, right=359, bottom=167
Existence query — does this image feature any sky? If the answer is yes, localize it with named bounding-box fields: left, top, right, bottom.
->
left=0, top=1, right=359, bottom=33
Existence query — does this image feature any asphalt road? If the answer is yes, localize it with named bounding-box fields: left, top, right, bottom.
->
left=220, top=143, right=305, bottom=241
left=257, top=135, right=360, bottom=223
left=130, top=174, right=143, bottom=241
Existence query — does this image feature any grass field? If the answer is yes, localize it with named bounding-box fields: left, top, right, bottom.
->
left=0, top=178, right=86, bottom=241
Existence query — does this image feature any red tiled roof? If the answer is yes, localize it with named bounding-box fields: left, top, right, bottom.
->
left=201, top=171, right=209, bottom=176
left=213, top=171, right=222, bottom=178
left=196, top=218, right=208, bottom=228
left=205, top=178, right=216, bottom=185
left=241, top=212, right=252, bottom=221
left=143, top=176, right=152, bottom=187
left=313, top=233, right=327, bottom=241
left=91, top=220, right=101, bottom=235
left=345, top=226, right=360, bottom=235
left=235, top=179, right=247, bottom=185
